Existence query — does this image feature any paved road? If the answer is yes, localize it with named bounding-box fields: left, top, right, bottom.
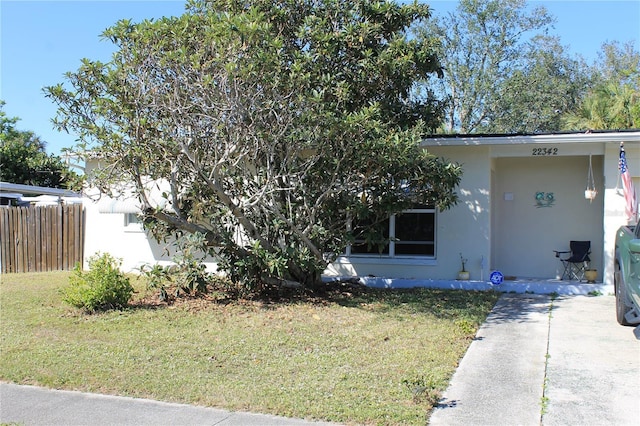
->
left=0, top=382, right=337, bottom=426
left=2, top=294, right=637, bottom=425
left=429, top=294, right=640, bottom=426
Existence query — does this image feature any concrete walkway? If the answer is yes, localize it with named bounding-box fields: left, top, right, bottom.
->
left=429, top=294, right=640, bottom=426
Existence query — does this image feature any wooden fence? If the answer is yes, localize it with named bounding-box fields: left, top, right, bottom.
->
left=0, top=204, right=85, bottom=273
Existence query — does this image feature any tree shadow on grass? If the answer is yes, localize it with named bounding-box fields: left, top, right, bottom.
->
left=128, top=279, right=502, bottom=322
left=255, top=280, right=502, bottom=321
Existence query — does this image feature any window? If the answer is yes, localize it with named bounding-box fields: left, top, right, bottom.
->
left=394, top=208, right=435, bottom=256
left=351, top=216, right=390, bottom=255
left=348, top=206, right=436, bottom=257
left=124, top=213, right=144, bottom=232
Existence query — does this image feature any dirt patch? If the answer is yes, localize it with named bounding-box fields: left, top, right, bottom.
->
left=130, top=278, right=372, bottom=312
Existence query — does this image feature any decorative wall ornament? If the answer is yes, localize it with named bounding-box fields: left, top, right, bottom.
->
left=535, top=192, right=555, bottom=208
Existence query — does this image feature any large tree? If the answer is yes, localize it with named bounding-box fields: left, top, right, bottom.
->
left=487, top=35, right=589, bottom=133
left=417, top=0, right=572, bottom=133
left=46, top=0, right=461, bottom=289
left=0, top=102, right=82, bottom=190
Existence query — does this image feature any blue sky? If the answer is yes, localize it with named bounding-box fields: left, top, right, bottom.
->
left=1, top=0, right=639, bottom=156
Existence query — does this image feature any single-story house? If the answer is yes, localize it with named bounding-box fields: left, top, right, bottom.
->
left=82, top=130, right=640, bottom=288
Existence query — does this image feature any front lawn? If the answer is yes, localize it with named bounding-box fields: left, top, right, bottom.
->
left=0, top=272, right=499, bottom=425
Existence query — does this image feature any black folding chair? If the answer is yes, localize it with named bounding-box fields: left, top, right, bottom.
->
left=554, top=241, right=591, bottom=281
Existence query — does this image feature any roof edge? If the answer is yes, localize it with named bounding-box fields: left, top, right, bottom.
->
left=421, top=130, right=640, bottom=146
left=0, top=182, right=81, bottom=197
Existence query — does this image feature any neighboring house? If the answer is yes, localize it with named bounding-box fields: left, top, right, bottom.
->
left=0, top=182, right=82, bottom=206
left=83, top=130, right=640, bottom=286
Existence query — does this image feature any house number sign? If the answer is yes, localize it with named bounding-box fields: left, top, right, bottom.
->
left=532, top=147, right=558, bottom=156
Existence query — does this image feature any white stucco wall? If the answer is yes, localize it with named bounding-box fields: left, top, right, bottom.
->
left=426, top=136, right=638, bottom=284
left=82, top=161, right=217, bottom=273
left=83, top=200, right=175, bottom=273
left=327, top=145, right=492, bottom=280
left=328, top=134, right=639, bottom=283
left=491, top=155, right=604, bottom=279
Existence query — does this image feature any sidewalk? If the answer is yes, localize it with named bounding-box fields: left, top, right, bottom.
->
left=429, top=293, right=639, bottom=425
left=0, top=382, right=338, bottom=426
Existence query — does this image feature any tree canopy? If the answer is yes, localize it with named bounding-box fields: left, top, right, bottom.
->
left=418, top=0, right=592, bottom=134
left=562, top=41, right=640, bottom=130
left=419, top=0, right=552, bottom=133
left=0, top=102, right=82, bottom=190
left=490, top=35, right=589, bottom=133
left=46, top=0, right=461, bottom=290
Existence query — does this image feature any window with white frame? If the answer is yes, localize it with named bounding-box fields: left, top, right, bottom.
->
left=348, top=205, right=436, bottom=257
left=124, top=213, right=144, bottom=232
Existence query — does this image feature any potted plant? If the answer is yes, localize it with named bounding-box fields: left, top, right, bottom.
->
left=457, top=253, right=470, bottom=280
left=584, top=269, right=597, bottom=283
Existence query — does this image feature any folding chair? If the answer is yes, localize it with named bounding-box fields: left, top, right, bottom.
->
left=554, top=241, right=591, bottom=281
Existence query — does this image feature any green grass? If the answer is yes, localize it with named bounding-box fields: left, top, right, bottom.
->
left=0, top=271, right=500, bottom=425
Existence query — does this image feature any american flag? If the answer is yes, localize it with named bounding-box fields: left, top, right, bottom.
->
left=619, top=143, right=638, bottom=221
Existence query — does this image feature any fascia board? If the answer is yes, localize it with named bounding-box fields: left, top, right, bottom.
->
left=421, top=131, right=640, bottom=147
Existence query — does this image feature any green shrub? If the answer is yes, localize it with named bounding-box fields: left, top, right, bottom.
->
left=61, top=253, right=133, bottom=313
left=139, top=263, right=172, bottom=301
left=139, top=233, right=212, bottom=301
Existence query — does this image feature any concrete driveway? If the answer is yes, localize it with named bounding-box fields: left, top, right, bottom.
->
left=429, top=293, right=639, bottom=425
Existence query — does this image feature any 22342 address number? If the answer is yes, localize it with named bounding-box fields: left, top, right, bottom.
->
left=532, top=147, right=558, bottom=156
